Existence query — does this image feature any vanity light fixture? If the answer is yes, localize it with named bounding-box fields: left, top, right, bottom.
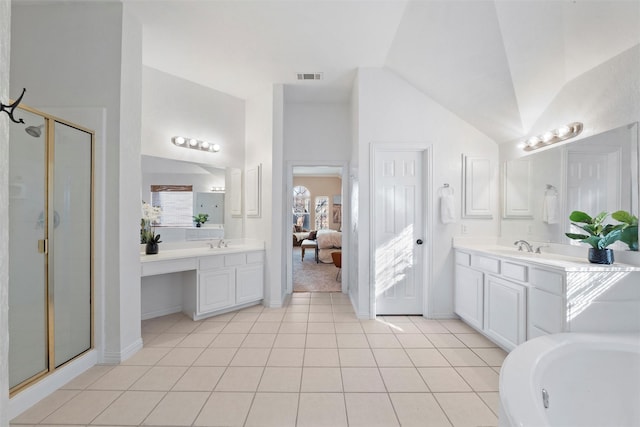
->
left=172, top=136, right=221, bottom=153
left=522, top=122, right=583, bottom=152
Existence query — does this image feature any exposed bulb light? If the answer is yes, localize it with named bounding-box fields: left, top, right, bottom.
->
left=522, top=122, right=583, bottom=152
left=171, top=135, right=221, bottom=153
left=542, top=131, right=555, bottom=143
left=557, top=125, right=571, bottom=138
left=527, top=136, right=541, bottom=147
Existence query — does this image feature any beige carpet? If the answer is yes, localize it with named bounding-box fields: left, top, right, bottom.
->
left=293, top=246, right=341, bottom=292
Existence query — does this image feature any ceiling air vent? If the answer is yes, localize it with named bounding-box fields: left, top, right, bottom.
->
left=296, top=72, right=323, bottom=81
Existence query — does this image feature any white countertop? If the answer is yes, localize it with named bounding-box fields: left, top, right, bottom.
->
left=140, top=240, right=265, bottom=263
left=453, top=243, right=640, bottom=272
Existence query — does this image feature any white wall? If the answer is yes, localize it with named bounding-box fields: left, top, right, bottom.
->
left=283, top=100, right=351, bottom=162
left=118, top=7, right=144, bottom=362
left=141, top=66, right=245, bottom=238
left=10, top=2, right=141, bottom=367
left=501, top=45, right=640, bottom=161
left=245, top=85, right=285, bottom=307
left=1, top=0, right=11, bottom=423
left=355, top=68, right=500, bottom=318
left=141, top=66, right=245, bottom=169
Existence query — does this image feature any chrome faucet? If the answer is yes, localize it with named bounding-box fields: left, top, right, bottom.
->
left=217, top=239, right=226, bottom=248
left=514, top=240, right=534, bottom=252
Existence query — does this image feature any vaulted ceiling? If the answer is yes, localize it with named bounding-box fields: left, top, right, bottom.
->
left=125, top=0, right=640, bottom=143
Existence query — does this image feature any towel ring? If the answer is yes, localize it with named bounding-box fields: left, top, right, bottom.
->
left=438, top=185, right=454, bottom=196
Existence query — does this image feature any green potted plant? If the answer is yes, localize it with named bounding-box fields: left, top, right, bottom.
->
left=565, top=210, right=624, bottom=264
left=193, top=213, right=209, bottom=228
left=143, top=228, right=162, bottom=255
left=611, top=210, right=638, bottom=251
left=141, top=202, right=162, bottom=254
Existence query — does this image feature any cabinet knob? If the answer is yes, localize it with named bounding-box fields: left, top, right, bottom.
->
left=416, top=239, right=423, bottom=245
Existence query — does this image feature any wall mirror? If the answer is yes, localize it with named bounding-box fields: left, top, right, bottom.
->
left=501, top=122, right=639, bottom=250
left=141, top=155, right=226, bottom=234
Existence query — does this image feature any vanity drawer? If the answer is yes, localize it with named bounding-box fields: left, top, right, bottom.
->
left=531, top=268, right=564, bottom=295
left=455, top=251, right=471, bottom=266
left=502, top=261, right=528, bottom=282
left=142, top=258, right=197, bottom=277
left=199, top=255, right=224, bottom=270
left=225, top=253, right=247, bottom=266
left=246, top=251, right=265, bottom=264
left=471, top=255, right=500, bottom=274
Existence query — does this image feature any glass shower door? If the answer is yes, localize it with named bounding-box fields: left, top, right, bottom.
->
left=52, top=121, right=92, bottom=366
left=9, top=105, right=94, bottom=393
left=8, top=110, right=48, bottom=389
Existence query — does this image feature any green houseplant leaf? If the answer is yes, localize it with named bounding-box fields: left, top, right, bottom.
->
left=611, top=210, right=638, bottom=251
left=565, top=210, right=622, bottom=249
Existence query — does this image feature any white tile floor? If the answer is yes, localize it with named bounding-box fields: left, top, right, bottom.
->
left=11, top=292, right=506, bottom=427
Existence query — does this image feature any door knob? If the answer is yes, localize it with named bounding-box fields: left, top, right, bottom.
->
left=416, top=239, right=423, bottom=245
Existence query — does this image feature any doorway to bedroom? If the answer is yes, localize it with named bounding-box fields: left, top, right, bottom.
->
left=289, top=165, right=345, bottom=293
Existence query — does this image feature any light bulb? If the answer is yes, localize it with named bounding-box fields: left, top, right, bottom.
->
left=201, top=141, right=210, bottom=149
left=557, top=125, right=571, bottom=138
left=174, top=136, right=185, bottom=145
left=527, top=136, right=541, bottom=147
left=542, top=131, right=555, bottom=143
left=212, top=144, right=221, bottom=152
left=189, top=138, right=198, bottom=147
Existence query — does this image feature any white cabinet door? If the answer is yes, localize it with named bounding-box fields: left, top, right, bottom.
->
left=236, top=263, right=264, bottom=304
left=198, top=268, right=235, bottom=313
left=454, top=265, right=484, bottom=330
left=484, top=275, right=526, bottom=351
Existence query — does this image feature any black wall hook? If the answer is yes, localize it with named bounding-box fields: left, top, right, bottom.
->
left=1, top=88, right=26, bottom=124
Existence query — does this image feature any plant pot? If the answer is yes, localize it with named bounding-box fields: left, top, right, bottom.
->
left=588, top=248, right=614, bottom=264
left=146, top=241, right=159, bottom=255
left=196, top=223, right=201, bottom=228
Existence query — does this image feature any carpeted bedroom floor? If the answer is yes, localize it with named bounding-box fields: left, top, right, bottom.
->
left=292, top=246, right=341, bottom=292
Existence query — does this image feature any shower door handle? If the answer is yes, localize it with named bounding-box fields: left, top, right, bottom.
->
left=38, top=239, right=48, bottom=254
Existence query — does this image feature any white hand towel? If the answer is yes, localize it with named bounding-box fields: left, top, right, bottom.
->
left=440, top=194, right=456, bottom=224
left=543, top=194, right=558, bottom=224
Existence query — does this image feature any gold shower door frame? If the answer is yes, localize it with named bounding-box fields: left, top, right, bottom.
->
left=9, top=104, right=95, bottom=396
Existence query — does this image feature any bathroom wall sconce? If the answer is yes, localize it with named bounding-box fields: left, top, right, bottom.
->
left=522, top=122, right=583, bottom=152
left=172, top=136, right=221, bottom=153
left=210, top=186, right=225, bottom=193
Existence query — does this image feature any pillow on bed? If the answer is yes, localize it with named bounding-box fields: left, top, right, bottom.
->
left=308, top=230, right=317, bottom=240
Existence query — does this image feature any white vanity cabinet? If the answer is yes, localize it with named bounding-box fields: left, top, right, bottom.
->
left=190, top=251, right=265, bottom=319
left=236, top=251, right=265, bottom=304
left=454, top=250, right=529, bottom=351
left=483, top=274, right=526, bottom=350
left=198, top=267, right=236, bottom=313
left=454, top=259, right=484, bottom=330
left=142, top=245, right=265, bottom=321
left=454, top=247, right=640, bottom=351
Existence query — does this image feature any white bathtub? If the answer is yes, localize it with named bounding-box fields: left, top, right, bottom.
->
left=499, top=333, right=640, bottom=427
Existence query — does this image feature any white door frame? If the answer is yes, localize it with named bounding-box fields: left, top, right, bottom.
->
left=285, top=160, right=350, bottom=295
left=370, top=143, right=433, bottom=318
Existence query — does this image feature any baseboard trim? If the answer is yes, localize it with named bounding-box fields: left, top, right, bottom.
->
left=9, top=350, right=98, bottom=420
left=141, top=305, right=182, bottom=320
left=102, top=338, right=143, bottom=365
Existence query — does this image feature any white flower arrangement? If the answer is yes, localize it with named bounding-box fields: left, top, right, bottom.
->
left=142, top=201, right=162, bottom=224
left=141, top=201, right=162, bottom=244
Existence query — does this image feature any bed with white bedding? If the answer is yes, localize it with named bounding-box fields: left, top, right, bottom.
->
left=316, top=229, right=341, bottom=263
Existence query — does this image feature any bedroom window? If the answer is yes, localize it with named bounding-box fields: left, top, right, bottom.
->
left=150, top=185, right=194, bottom=226
left=293, top=185, right=310, bottom=229
left=315, top=196, right=329, bottom=230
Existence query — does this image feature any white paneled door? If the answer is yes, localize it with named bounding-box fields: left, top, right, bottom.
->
left=373, top=148, right=426, bottom=315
